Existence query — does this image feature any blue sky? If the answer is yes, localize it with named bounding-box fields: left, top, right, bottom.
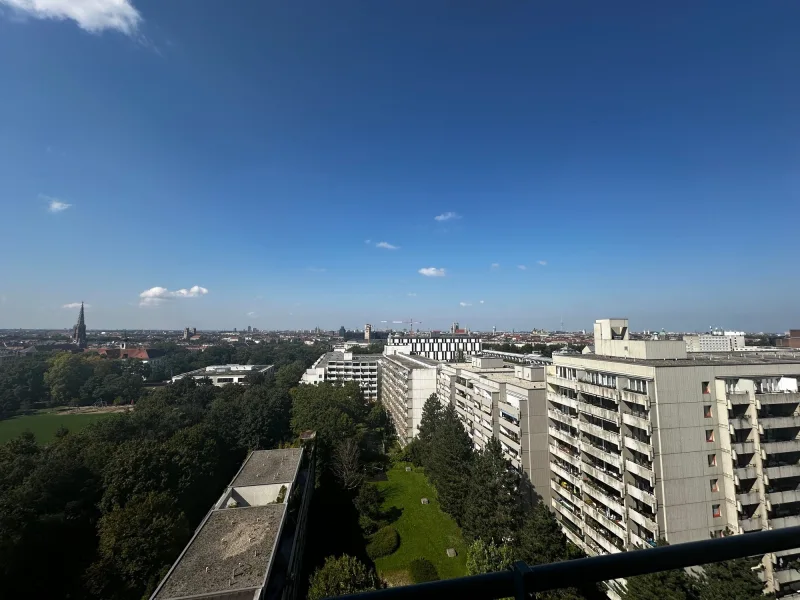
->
left=0, top=1, right=798, bottom=332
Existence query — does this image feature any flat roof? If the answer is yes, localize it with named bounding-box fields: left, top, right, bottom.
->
left=232, top=448, right=303, bottom=487
left=153, top=504, right=286, bottom=600
left=318, top=352, right=380, bottom=368
left=180, top=364, right=273, bottom=378
left=483, top=372, right=541, bottom=389
left=558, top=352, right=800, bottom=368
left=385, top=354, right=440, bottom=369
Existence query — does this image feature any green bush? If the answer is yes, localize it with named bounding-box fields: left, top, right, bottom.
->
left=366, top=526, right=400, bottom=559
left=359, top=514, right=382, bottom=535
left=409, top=558, right=439, bottom=583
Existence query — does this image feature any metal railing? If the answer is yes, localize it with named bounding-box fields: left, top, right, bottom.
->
left=331, top=526, right=800, bottom=600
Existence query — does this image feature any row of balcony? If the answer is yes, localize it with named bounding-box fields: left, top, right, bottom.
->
left=551, top=460, right=583, bottom=488
left=581, top=440, right=622, bottom=469
left=583, top=462, right=625, bottom=493
left=579, top=402, right=620, bottom=426
left=628, top=503, right=658, bottom=535
left=579, top=420, right=621, bottom=445
left=626, top=483, right=657, bottom=512
left=549, top=425, right=579, bottom=449
left=583, top=501, right=626, bottom=539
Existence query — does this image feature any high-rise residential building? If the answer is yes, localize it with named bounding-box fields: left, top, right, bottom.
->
left=300, top=351, right=380, bottom=400
left=380, top=353, right=438, bottom=445
left=385, top=333, right=481, bottom=362
left=547, top=318, right=800, bottom=597
left=684, top=331, right=745, bottom=352
left=72, top=302, right=87, bottom=349
left=438, top=356, right=550, bottom=505
left=365, top=323, right=372, bottom=341
left=150, top=441, right=316, bottom=600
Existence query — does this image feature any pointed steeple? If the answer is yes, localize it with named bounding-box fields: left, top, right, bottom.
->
left=78, top=302, right=85, bottom=326
left=73, top=302, right=87, bottom=349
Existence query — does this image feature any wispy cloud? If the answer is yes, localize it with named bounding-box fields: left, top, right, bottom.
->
left=307, top=267, right=327, bottom=273
left=0, top=0, right=142, bottom=34
left=459, top=301, right=472, bottom=307
left=139, top=285, right=208, bottom=307
left=376, top=241, right=399, bottom=250
left=537, top=260, right=548, bottom=266
left=364, top=239, right=371, bottom=244
left=518, top=265, right=527, bottom=270
left=480, top=300, right=485, bottom=304
left=407, top=293, right=417, bottom=297
left=246, top=311, right=257, bottom=318
left=63, top=302, right=90, bottom=309
left=491, top=263, right=500, bottom=269
left=434, top=211, right=461, bottom=222
left=42, top=194, right=72, bottom=213
left=418, top=267, right=446, bottom=277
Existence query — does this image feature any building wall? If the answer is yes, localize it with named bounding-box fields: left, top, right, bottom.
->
left=386, top=335, right=482, bottom=362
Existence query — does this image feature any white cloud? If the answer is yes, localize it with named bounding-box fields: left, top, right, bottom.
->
left=434, top=211, right=461, bottom=222
left=518, top=265, right=527, bottom=270
left=459, top=301, right=472, bottom=307
left=537, top=260, right=547, bottom=266
left=307, top=267, right=327, bottom=273
left=418, top=267, right=446, bottom=277
left=376, top=241, right=399, bottom=250
left=0, top=0, right=142, bottom=34
left=364, top=239, right=371, bottom=244
left=407, top=293, right=417, bottom=297
left=63, top=302, right=90, bottom=309
left=480, top=300, right=485, bottom=304
left=246, top=311, right=257, bottom=318
left=139, top=285, right=208, bottom=307
left=42, top=194, right=71, bottom=213
left=491, top=263, right=500, bottom=269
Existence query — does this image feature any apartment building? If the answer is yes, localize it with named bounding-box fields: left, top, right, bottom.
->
left=380, top=353, right=439, bottom=445
left=438, top=357, right=550, bottom=504
left=172, top=364, right=274, bottom=386
left=547, top=318, right=800, bottom=597
left=684, top=331, right=746, bottom=352
left=385, top=333, right=482, bottom=362
left=150, top=439, right=316, bottom=600
left=300, top=351, right=380, bottom=400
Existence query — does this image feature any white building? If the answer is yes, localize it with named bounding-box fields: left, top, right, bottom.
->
left=548, top=318, right=800, bottom=597
left=171, top=364, right=274, bottom=386
left=300, top=351, right=380, bottom=401
left=684, top=331, right=746, bottom=352
left=438, top=356, right=550, bottom=504
left=380, top=353, right=438, bottom=446
left=385, top=333, right=482, bottom=362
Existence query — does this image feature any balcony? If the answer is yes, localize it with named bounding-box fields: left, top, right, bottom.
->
left=579, top=402, right=621, bottom=426
left=498, top=401, right=520, bottom=419
left=736, top=465, right=761, bottom=480
left=548, top=391, right=578, bottom=409
left=581, top=441, right=622, bottom=469
left=728, top=392, right=751, bottom=405
left=550, top=443, right=579, bottom=464
left=627, top=483, right=657, bottom=512
left=620, top=389, right=649, bottom=408
left=551, top=461, right=582, bottom=488
left=729, top=417, right=753, bottom=430
left=549, top=426, right=579, bottom=449
left=628, top=504, right=658, bottom=535
left=552, top=497, right=582, bottom=528
left=739, top=516, right=763, bottom=532
left=563, top=526, right=585, bottom=550
left=499, top=430, right=521, bottom=450
left=768, top=490, right=800, bottom=505
left=584, top=520, right=624, bottom=555
left=765, top=465, right=800, bottom=479
left=548, top=408, right=576, bottom=427
left=579, top=420, right=621, bottom=445
left=579, top=381, right=619, bottom=402
left=774, top=568, right=800, bottom=586
left=624, top=436, right=654, bottom=459
left=770, top=515, right=800, bottom=529
left=583, top=502, right=626, bottom=540
left=625, top=459, right=656, bottom=487
left=584, top=478, right=624, bottom=509
left=551, top=479, right=580, bottom=503
left=761, top=415, right=800, bottom=429
left=629, top=529, right=656, bottom=550
left=733, top=441, right=757, bottom=454
left=762, top=439, right=800, bottom=454
left=548, top=375, right=579, bottom=391
left=736, top=491, right=761, bottom=506
left=758, top=392, right=800, bottom=405
left=622, top=411, right=651, bottom=434
left=583, top=462, right=625, bottom=494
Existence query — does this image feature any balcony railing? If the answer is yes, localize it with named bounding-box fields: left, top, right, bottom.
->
left=739, top=516, right=763, bottom=532
left=334, top=527, right=800, bottom=600
left=628, top=504, right=657, bottom=535
left=758, top=392, right=800, bottom=404
left=581, top=440, right=622, bottom=469
left=582, top=462, right=625, bottom=494
left=579, top=402, right=621, bottom=426
left=583, top=477, right=624, bottom=508
left=551, top=461, right=582, bottom=488
left=771, top=515, right=800, bottom=529
left=548, top=408, right=576, bottom=427
left=761, top=415, right=800, bottom=429
left=579, top=420, right=621, bottom=445
left=550, top=443, right=579, bottom=464
left=583, top=519, right=624, bottom=555
left=762, top=439, right=800, bottom=454
left=626, top=483, right=657, bottom=512
left=547, top=391, right=578, bottom=409
left=728, top=392, right=751, bottom=405
left=767, top=489, right=800, bottom=505
left=625, top=458, right=655, bottom=487
left=622, top=411, right=651, bottom=433
left=765, top=464, right=800, bottom=479
left=620, top=388, right=650, bottom=407
left=583, top=501, right=626, bottom=540
left=736, top=491, right=761, bottom=506
left=548, top=426, right=579, bottom=449
left=578, top=381, right=619, bottom=402
left=624, top=435, right=653, bottom=459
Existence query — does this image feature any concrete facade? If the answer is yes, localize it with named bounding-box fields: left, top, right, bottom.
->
left=437, top=356, right=550, bottom=505
left=385, top=333, right=482, bottom=362
left=172, top=364, right=274, bottom=386
left=547, top=318, right=800, bottom=597
left=379, top=353, right=439, bottom=445
left=684, top=332, right=746, bottom=352
left=300, top=351, right=380, bottom=400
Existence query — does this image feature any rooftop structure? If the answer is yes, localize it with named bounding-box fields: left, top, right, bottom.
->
left=172, top=364, right=275, bottom=386
left=151, top=444, right=314, bottom=600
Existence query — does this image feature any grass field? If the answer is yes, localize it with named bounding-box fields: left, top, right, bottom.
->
left=372, top=463, right=468, bottom=585
left=0, top=411, right=114, bottom=444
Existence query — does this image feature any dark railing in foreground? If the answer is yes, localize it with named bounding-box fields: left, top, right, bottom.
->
left=333, top=525, right=800, bottom=600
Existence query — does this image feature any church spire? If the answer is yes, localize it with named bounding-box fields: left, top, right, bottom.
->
left=73, top=302, right=87, bottom=349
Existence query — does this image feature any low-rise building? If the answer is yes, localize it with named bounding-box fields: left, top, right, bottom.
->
left=150, top=439, right=316, bottom=600
left=172, top=364, right=274, bottom=386
left=438, top=356, right=550, bottom=504
left=684, top=331, right=745, bottom=352
left=300, top=351, right=380, bottom=400
left=385, top=333, right=482, bottom=362
left=380, top=353, right=439, bottom=445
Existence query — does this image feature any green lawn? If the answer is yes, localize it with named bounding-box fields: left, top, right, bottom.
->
left=0, top=411, right=114, bottom=444
left=372, top=463, right=468, bottom=585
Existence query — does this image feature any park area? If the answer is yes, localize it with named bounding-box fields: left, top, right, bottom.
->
left=0, top=408, right=120, bottom=444
left=372, top=463, right=467, bottom=585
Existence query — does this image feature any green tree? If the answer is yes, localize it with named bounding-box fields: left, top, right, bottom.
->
left=307, top=554, right=380, bottom=600
left=463, top=437, right=520, bottom=542
left=416, top=393, right=443, bottom=467
left=624, top=540, right=695, bottom=600
left=428, top=404, right=473, bottom=521
left=44, top=352, right=95, bottom=406
left=466, top=538, right=514, bottom=575
left=695, top=558, right=766, bottom=600
left=514, top=502, right=573, bottom=565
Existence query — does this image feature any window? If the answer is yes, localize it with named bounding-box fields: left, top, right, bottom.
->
left=704, top=405, right=712, bottom=418
left=710, top=479, right=719, bottom=492
left=706, top=429, right=715, bottom=443
left=712, top=504, right=721, bottom=518
left=708, top=454, right=717, bottom=467
left=629, top=378, right=648, bottom=394
left=702, top=381, right=710, bottom=395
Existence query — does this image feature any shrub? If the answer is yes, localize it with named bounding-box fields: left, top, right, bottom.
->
left=354, top=483, right=383, bottom=520
left=308, top=555, right=380, bottom=600
left=366, top=526, right=400, bottom=559
left=359, top=514, right=379, bottom=535
left=409, top=558, right=439, bottom=583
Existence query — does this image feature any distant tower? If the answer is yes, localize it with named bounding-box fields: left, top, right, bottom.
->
left=120, top=331, right=128, bottom=350
left=493, top=325, right=496, bottom=335
left=72, top=302, right=87, bottom=349
left=183, top=327, right=190, bottom=340
left=193, top=327, right=197, bottom=336
left=364, top=324, right=372, bottom=341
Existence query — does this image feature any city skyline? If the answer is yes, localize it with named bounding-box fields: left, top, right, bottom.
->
left=1, top=1, right=799, bottom=332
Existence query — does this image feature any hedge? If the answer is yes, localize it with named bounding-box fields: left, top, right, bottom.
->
left=366, top=526, right=400, bottom=560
